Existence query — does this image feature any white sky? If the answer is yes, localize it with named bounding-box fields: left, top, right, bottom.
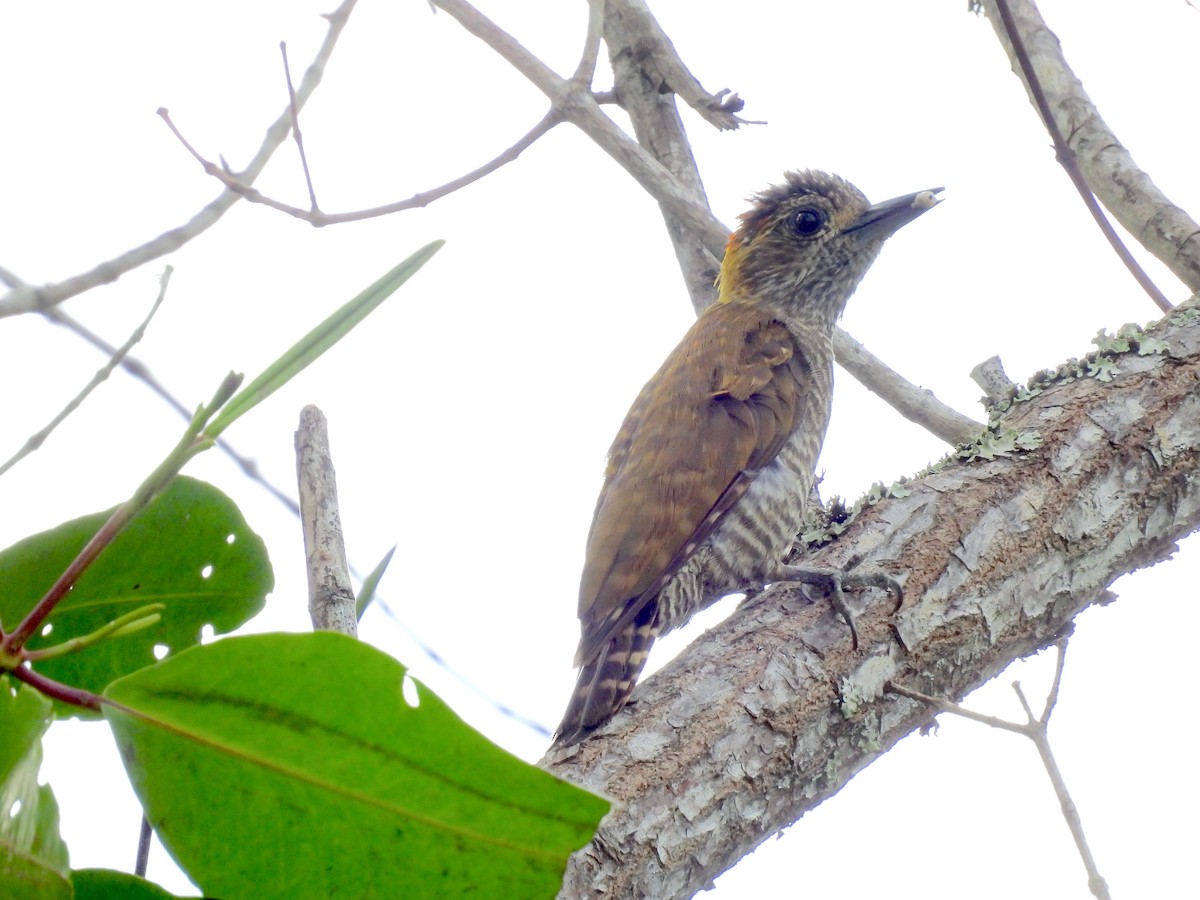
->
left=2, top=1, right=1198, bottom=897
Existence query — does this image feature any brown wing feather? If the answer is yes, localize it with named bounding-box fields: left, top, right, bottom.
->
left=575, top=299, right=809, bottom=668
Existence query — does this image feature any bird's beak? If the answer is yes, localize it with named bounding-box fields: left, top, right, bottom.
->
left=846, top=187, right=943, bottom=245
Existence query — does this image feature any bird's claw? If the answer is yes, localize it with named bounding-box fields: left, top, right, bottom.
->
left=778, top=565, right=903, bottom=650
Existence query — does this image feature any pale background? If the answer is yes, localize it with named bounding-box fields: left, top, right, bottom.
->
left=1, top=1, right=1197, bottom=896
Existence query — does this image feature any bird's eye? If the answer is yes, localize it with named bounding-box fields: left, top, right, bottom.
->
left=790, top=207, right=826, bottom=236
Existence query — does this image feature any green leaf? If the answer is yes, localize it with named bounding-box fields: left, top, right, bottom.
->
left=0, top=679, right=70, bottom=900
left=0, top=677, right=52, bottom=784
left=0, top=849, right=70, bottom=900
left=355, top=545, right=395, bottom=621
left=0, top=478, right=271, bottom=714
left=208, top=241, right=444, bottom=437
left=104, top=633, right=607, bottom=900
left=72, top=868, right=182, bottom=900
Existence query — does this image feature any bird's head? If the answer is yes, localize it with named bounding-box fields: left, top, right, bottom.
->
left=717, top=170, right=941, bottom=329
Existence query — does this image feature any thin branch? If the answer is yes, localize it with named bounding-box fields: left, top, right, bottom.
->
left=0, top=0, right=359, bottom=319
left=135, top=817, right=152, bottom=878
left=982, top=0, right=1197, bottom=302
left=883, top=682, right=1030, bottom=736
left=1012, top=679, right=1112, bottom=900
left=37, top=302, right=300, bottom=515
left=887, top=636, right=1111, bottom=900
left=602, top=0, right=720, bottom=314
left=1040, top=632, right=1070, bottom=723
left=832, top=329, right=983, bottom=445
left=572, top=0, right=606, bottom=84
left=159, top=108, right=561, bottom=226
left=281, top=41, right=320, bottom=212
left=0, top=268, right=173, bottom=478
left=430, top=0, right=730, bottom=255
left=990, top=0, right=1170, bottom=313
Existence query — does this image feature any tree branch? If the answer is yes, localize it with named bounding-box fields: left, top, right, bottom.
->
left=602, top=0, right=722, bottom=314
left=604, top=0, right=756, bottom=133
left=832, top=330, right=982, bottom=446
left=0, top=0, right=359, bottom=319
left=33, top=299, right=300, bottom=515
left=978, top=0, right=1200, bottom=297
left=430, top=0, right=730, bottom=255
left=0, top=267, right=172, bottom=477
left=158, top=107, right=561, bottom=226
left=889, top=637, right=1113, bottom=900
left=546, top=301, right=1200, bottom=898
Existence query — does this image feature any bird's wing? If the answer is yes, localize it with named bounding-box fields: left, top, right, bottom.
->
left=575, top=300, right=813, bottom=667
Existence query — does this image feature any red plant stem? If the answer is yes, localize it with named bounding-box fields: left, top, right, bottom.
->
left=3, top=503, right=136, bottom=653
left=10, top=664, right=104, bottom=711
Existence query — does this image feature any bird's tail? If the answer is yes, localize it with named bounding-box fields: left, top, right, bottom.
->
left=553, top=611, right=658, bottom=746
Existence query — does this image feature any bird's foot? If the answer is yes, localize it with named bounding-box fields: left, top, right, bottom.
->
left=777, top=565, right=903, bottom=650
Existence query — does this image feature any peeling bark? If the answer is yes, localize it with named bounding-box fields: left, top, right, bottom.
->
left=546, top=300, right=1200, bottom=899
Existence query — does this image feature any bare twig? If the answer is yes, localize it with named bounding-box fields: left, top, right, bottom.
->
left=884, top=681, right=1028, bottom=735
left=281, top=41, right=320, bottom=212
left=36, top=301, right=299, bottom=515
left=982, top=0, right=1196, bottom=304
left=602, top=0, right=720, bottom=313
left=833, top=330, right=983, bottom=445
left=0, top=268, right=173, bottom=478
left=430, top=0, right=730, bottom=255
left=296, top=406, right=357, bottom=637
left=887, top=638, right=1112, bottom=900
left=0, top=264, right=25, bottom=289
left=135, top=817, right=152, bottom=877
left=0, top=0, right=359, bottom=319
left=159, top=109, right=561, bottom=226
left=572, top=0, right=606, bottom=84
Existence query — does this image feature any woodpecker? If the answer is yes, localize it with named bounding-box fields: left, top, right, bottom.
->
left=553, top=170, right=941, bottom=746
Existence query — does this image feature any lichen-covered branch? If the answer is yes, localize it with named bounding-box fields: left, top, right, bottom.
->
left=295, top=405, right=357, bottom=638
left=546, top=300, right=1200, bottom=899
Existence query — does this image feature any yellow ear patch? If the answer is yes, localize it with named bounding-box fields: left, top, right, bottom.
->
left=716, top=234, right=748, bottom=304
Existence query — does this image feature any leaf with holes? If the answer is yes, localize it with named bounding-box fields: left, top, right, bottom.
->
left=0, top=678, right=69, bottom=900
left=104, top=632, right=608, bottom=899
left=0, top=477, right=271, bottom=714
